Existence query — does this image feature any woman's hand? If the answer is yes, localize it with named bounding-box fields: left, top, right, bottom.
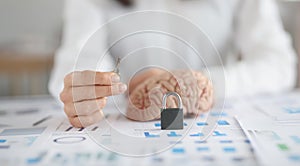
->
left=60, top=70, right=127, bottom=127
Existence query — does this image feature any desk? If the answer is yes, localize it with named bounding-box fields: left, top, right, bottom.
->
left=0, top=92, right=299, bottom=166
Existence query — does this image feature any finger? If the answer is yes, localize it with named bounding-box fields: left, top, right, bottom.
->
left=69, top=110, right=104, bottom=128
left=64, top=71, right=120, bottom=87
left=72, top=83, right=127, bottom=102
left=64, top=98, right=107, bottom=117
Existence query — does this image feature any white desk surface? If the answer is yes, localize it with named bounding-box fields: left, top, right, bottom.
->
left=0, top=91, right=300, bottom=166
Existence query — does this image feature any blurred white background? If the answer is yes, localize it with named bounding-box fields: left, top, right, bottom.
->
left=0, top=0, right=62, bottom=53
left=0, top=0, right=62, bottom=96
left=0, top=0, right=299, bottom=96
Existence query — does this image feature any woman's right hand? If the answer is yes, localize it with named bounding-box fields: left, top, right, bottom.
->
left=60, top=70, right=127, bottom=127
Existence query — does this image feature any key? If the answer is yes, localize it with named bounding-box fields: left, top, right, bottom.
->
left=113, top=57, right=121, bottom=76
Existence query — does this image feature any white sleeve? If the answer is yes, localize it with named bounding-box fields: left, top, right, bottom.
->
left=208, top=0, right=297, bottom=99
left=48, top=0, right=114, bottom=101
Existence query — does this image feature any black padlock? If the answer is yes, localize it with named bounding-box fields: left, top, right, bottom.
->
left=161, top=92, right=184, bottom=130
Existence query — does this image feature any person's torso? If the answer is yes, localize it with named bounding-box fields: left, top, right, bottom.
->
left=95, top=0, right=240, bottom=81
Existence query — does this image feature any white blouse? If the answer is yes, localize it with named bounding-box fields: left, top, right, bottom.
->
left=49, top=0, right=297, bottom=101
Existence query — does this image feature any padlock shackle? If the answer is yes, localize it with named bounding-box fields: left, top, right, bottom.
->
left=162, top=92, right=182, bottom=109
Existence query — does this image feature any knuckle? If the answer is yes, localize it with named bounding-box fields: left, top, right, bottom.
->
left=69, top=118, right=82, bottom=128
left=102, top=98, right=107, bottom=106
left=98, top=98, right=107, bottom=108
left=84, top=103, right=92, bottom=114
left=59, top=90, right=70, bottom=103
left=59, top=91, right=67, bottom=102
left=101, top=73, right=109, bottom=81
left=105, top=87, right=113, bottom=95
left=86, top=116, right=94, bottom=125
left=82, top=70, right=92, bottom=76
left=106, top=86, right=112, bottom=94
left=64, top=104, right=74, bottom=117
left=97, top=72, right=109, bottom=82
left=76, top=102, right=89, bottom=115
left=64, top=72, right=73, bottom=85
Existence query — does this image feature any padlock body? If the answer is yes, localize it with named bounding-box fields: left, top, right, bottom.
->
left=161, top=108, right=183, bottom=130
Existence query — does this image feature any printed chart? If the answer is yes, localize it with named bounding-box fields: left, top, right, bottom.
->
left=1, top=91, right=300, bottom=166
